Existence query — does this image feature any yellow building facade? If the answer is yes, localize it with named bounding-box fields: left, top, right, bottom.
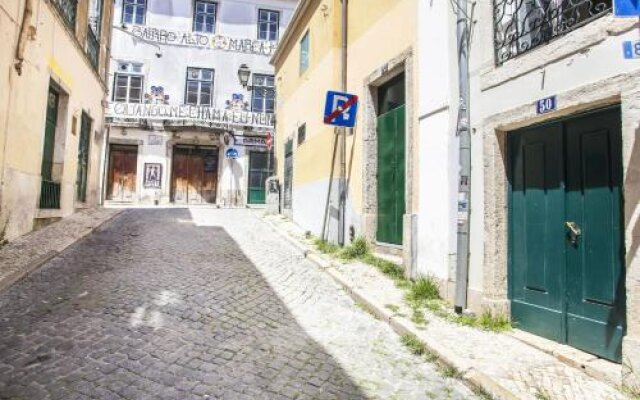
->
left=0, top=0, right=113, bottom=240
left=272, top=0, right=418, bottom=270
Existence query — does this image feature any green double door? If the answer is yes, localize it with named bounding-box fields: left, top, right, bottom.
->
left=376, top=105, right=405, bottom=245
left=247, top=152, right=272, bottom=205
left=509, top=107, right=625, bottom=362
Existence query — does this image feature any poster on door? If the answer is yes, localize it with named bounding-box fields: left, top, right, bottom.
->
left=144, top=163, right=162, bottom=188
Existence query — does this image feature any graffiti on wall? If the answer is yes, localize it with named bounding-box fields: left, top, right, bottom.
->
left=129, top=26, right=278, bottom=56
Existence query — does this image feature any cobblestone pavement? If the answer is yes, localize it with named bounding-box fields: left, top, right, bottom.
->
left=0, top=209, right=476, bottom=400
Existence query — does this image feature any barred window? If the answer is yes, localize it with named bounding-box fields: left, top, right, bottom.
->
left=251, top=74, right=275, bottom=113
left=258, top=9, right=279, bottom=41
left=185, top=67, right=215, bottom=106
left=194, top=1, right=217, bottom=33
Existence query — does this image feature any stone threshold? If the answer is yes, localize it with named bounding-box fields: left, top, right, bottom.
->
left=258, top=212, right=627, bottom=400
left=0, top=208, right=122, bottom=293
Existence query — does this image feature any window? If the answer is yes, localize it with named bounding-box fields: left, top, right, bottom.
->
left=193, top=1, right=217, bottom=33
left=299, top=31, right=310, bottom=74
left=251, top=74, right=275, bottom=113
left=258, top=9, right=279, bottom=41
left=297, top=123, right=306, bottom=146
left=114, top=74, right=144, bottom=103
left=122, top=0, right=146, bottom=25
left=185, top=67, right=214, bottom=106
left=494, top=0, right=612, bottom=64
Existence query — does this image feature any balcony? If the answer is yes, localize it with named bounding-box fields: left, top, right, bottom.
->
left=50, top=0, right=78, bottom=30
left=39, top=180, right=61, bottom=209
left=494, top=0, right=612, bottom=64
left=86, top=26, right=99, bottom=69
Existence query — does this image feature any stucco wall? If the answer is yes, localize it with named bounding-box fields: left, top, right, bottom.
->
left=0, top=0, right=111, bottom=241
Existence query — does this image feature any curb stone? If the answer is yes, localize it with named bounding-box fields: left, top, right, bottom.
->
left=0, top=209, right=122, bottom=294
left=257, top=214, right=521, bottom=400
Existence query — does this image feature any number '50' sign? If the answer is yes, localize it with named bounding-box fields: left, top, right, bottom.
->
left=536, top=96, right=557, bottom=115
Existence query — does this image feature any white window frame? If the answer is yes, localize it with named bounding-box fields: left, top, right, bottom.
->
left=257, top=9, right=280, bottom=41
left=113, top=73, right=144, bottom=103
left=193, top=0, right=217, bottom=33
left=185, top=67, right=215, bottom=106
left=122, top=0, right=146, bottom=25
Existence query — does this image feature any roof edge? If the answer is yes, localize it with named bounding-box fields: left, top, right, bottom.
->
left=270, top=0, right=315, bottom=67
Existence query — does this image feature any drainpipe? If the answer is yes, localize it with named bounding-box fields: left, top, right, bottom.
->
left=454, top=0, right=471, bottom=314
left=14, top=0, right=34, bottom=75
left=338, top=0, right=348, bottom=246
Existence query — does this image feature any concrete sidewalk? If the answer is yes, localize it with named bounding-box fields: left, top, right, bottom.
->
left=259, top=212, right=630, bottom=400
left=0, top=208, right=121, bottom=292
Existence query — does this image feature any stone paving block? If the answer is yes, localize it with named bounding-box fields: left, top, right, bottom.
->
left=0, top=209, right=476, bottom=399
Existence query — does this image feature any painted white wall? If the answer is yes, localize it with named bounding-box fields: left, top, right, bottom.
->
left=107, top=0, right=296, bottom=204
left=416, top=0, right=460, bottom=286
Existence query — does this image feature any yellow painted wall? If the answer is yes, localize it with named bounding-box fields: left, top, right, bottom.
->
left=274, top=0, right=418, bottom=213
left=0, top=0, right=111, bottom=240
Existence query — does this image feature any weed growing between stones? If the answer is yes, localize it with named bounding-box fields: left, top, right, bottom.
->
left=400, top=334, right=428, bottom=356
left=312, top=235, right=512, bottom=333
left=622, top=358, right=640, bottom=399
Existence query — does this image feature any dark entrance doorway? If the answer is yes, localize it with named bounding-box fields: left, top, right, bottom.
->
left=107, top=144, right=138, bottom=202
left=247, top=151, right=272, bottom=205
left=376, top=74, right=406, bottom=245
left=508, top=106, right=625, bottom=362
left=171, top=146, right=218, bottom=205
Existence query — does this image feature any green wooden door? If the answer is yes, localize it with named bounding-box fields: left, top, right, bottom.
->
left=76, top=112, right=91, bottom=202
left=509, top=107, right=625, bottom=362
left=41, top=86, right=58, bottom=181
left=564, top=108, right=625, bottom=362
left=247, top=152, right=271, bottom=205
left=376, top=105, right=405, bottom=245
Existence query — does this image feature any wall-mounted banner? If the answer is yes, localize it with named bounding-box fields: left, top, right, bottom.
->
left=128, top=25, right=278, bottom=56
left=107, top=103, right=275, bottom=128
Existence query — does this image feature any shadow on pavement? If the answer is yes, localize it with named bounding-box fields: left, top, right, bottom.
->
left=0, top=209, right=366, bottom=400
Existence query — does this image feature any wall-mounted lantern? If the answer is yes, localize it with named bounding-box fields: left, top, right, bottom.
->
left=237, top=64, right=252, bottom=90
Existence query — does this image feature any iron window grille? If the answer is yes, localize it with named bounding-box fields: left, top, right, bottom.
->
left=251, top=74, right=275, bottom=113
left=258, top=9, right=280, bottom=41
left=114, top=73, right=144, bottom=103
left=51, top=0, right=78, bottom=29
left=193, top=1, right=217, bottom=33
left=185, top=67, right=215, bottom=106
left=122, top=0, right=146, bottom=25
left=76, top=112, right=91, bottom=203
left=494, top=0, right=612, bottom=64
left=86, top=27, right=99, bottom=69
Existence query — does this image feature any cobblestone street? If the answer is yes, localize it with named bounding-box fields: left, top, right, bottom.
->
left=0, top=209, right=475, bottom=400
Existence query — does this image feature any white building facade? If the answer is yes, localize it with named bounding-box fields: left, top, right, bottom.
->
left=105, top=0, right=296, bottom=206
left=419, top=0, right=640, bottom=385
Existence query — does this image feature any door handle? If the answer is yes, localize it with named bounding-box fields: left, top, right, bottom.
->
left=565, top=221, right=582, bottom=245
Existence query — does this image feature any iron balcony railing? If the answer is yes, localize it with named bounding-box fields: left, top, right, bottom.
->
left=50, top=0, right=78, bottom=30
left=39, top=180, right=61, bottom=209
left=494, top=0, right=612, bottom=64
left=86, top=26, right=99, bottom=69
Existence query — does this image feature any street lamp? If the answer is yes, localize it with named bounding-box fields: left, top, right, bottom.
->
left=237, top=64, right=252, bottom=90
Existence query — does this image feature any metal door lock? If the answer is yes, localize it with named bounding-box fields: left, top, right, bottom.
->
left=565, top=221, right=582, bottom=244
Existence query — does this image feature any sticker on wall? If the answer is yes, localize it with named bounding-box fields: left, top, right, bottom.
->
left=143, top=163, right=162, bottom=188
left=145, top=86, right=170, bottom=104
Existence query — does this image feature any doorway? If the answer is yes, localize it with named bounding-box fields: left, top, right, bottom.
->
left=247, top=151, right=272, bottom=205
left=508, top=106, right=625, bottom=362
left=171, top=146, right=218, bottom=204
left=107, top=144, right=138, bottom=202
left=376, top=73, right=406, bottom=245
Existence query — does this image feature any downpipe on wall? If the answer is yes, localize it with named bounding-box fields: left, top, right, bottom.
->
left=338, top=0, right=348, bottom=246
left=454, top=0, right=472, bottom=314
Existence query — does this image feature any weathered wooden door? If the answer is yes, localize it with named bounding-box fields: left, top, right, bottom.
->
left=247, top=152, right=271, bottom=205
left=376, top=105, right=406, bottom=245
left=509, top=107, right=625, bottom=362
left=171, top=146, right=218, bottom=204
left=107, top=145, right=138, bottom=201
